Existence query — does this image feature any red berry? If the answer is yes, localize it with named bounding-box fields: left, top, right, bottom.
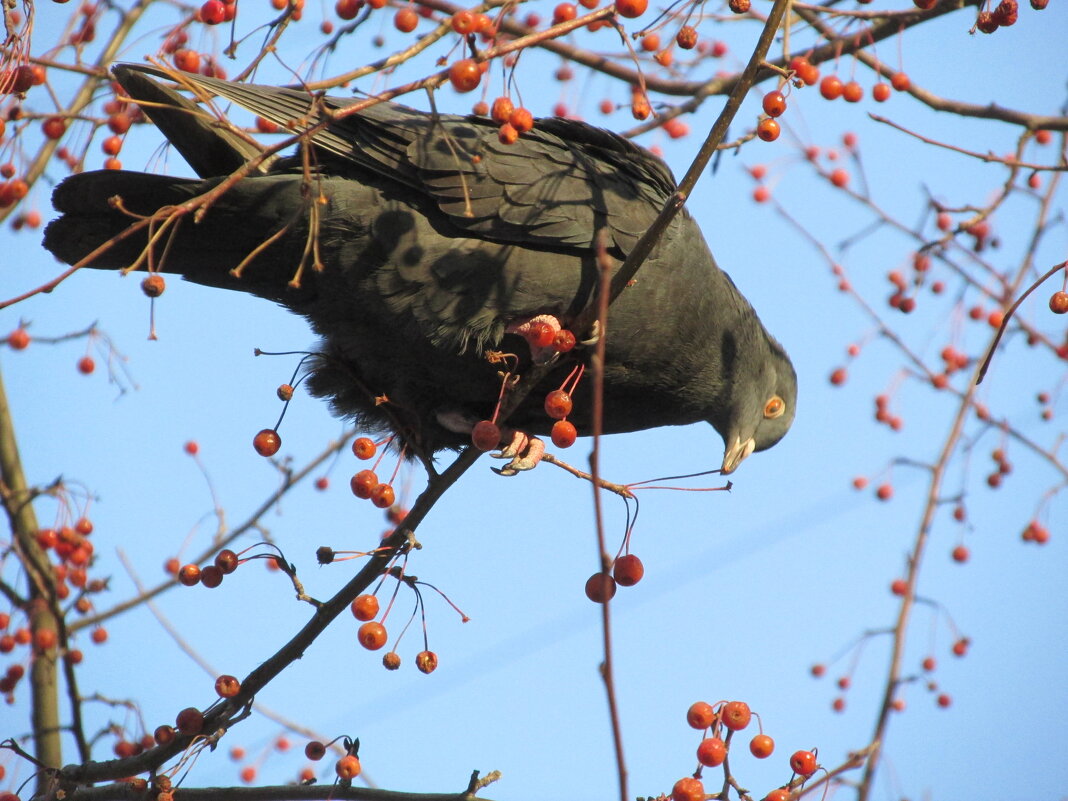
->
left=686, top=700, right=716, bottom=729
left=336, top=754, right=361, bottom=779
left=450, top=9, right=475, bottom=32
left=214, top=674, right=241, bottom=697
left=178, top=564, right=201, bottom=586
left=922, top=656, right=936, bottom=671
left=77, top=356, right=95, bottom=374
left=200, top=565, right=224, bottom=588
left=552, top=2, right=576, bottom=23
left=750, top=733, right=774, bottom=758
left=721, top=700, right=751, bottom=731
left=394, top=6, right=417, bottom=31
left=551, top=420, right=577, bottom=448
left=615, top=0, right=647, bottom=16
left=756, top=118, right=780, bottom=142
left=951, top=545, right=969, bottom=563
left=357, top=621, right=387, bottom=650
left=552, top=329, right=576, bottom=352
left=936, top=693, right=952, bottom=708
left=498, top=123, right=518, bottom=145
left=176, top=707, right=204, bottom=735
left=672, top=777, right=704, bottom=801
left=696, top=736, right=726, bottom=767
left=371, top=483, right=395, bottom=508
left=819, top=75, right=843, bottom=100
left=350, top=469, right=378, bottom=498
left=790, top=749, right=817, bottom=776
left=352, top=437, right=377, bottom=460
left=1049, top=291, right=1068, bottom=314
left=199, top=0, right=226, bottom=23
left=6, top=328, right=29, bottom=350
left=876, top=483, right=893, bottom=501
left=584, top=572, right=616, bottom=603
left=154, top=725, right=176, bottom=745
left=842, top=81, right=863, bottom=102
left=305, top=741, right=326, bottom=760
left=42, top=116, right=67, bottom=139
left=351, top=594, right=380, bottom=621
left=509, top=107, right=534, bottom=133
left=214, top=549, right=238, bottom=574
left=253, top=429, right=281, bottom=456
left=762, top=90, right=786, bottom=117
left=448, top=59, right=482, bottom=93
left=544, top=390, right=573, bottom=419
left=471, top=420, right=501, bottom=451
left=612, top=554, right=644, bottom=586
left=890, top=578, right=908, bottom=596
left=872, top=83, right=891, bottom=102
left=830, top=168, right=849, bottom=188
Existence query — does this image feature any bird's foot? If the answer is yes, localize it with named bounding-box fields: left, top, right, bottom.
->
left=492, top=430, right=546, bottom=476
left=506, top=314, right=561, bottom=364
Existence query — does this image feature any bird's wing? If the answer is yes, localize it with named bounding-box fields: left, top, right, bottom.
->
left=115, top=65, right=677, bottom=256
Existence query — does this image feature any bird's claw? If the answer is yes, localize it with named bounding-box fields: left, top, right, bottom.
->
left=491, top=435, right=546, bottom=476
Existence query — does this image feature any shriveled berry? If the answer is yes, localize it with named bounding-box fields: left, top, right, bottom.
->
left=382, top=651, right=402, bottom=670
left=305, top=740, right=326, bottom=760
left=415, top=650, right=438, bottom=673
left=215, top=549, right=238, bottom=574
left=141, top=274, right=166, bottom=297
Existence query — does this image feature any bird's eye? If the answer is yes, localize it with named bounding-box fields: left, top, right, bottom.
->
left=764, top=396, right=785, bottom=419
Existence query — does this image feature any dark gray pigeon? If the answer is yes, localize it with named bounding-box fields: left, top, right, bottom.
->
left=43, top=64, right=796, bottom=473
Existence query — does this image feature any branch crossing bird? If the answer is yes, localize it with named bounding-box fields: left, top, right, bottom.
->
left=43, top=64, right=796, bottom=473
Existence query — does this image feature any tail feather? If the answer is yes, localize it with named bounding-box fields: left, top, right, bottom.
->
left=43, top=170, right=321, bottom=301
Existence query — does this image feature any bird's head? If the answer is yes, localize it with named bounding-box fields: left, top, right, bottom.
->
left=715, top=338, right=797, bottom=475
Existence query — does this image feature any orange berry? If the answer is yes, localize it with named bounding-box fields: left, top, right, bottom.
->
left=686, top=700, right=716, bottom=729
left=358, top=621, right=387, bottom=650
left=253, top=429, right=281, bottom=456
left=448, top=59, right=481, bottom=93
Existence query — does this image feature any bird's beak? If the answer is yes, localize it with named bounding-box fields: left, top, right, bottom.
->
left=721, top=435, right=756, bottom=475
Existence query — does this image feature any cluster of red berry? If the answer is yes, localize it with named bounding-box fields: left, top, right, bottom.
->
left=351, top=592, right=439, bottom=673
left=669, top=699, right=818, bottom=801
left=175, top=548, right=241, bottom=589
left=348, top=436, right=399, bottom=509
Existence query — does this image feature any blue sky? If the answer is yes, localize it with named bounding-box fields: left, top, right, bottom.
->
left=2, top=2, right=1066, bottom=799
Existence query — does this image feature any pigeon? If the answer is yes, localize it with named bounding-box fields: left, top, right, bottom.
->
left=43, top=64, right=796, bottom=473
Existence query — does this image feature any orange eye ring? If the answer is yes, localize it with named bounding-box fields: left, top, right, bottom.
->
left=764, top=396, right=785, bottom=419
